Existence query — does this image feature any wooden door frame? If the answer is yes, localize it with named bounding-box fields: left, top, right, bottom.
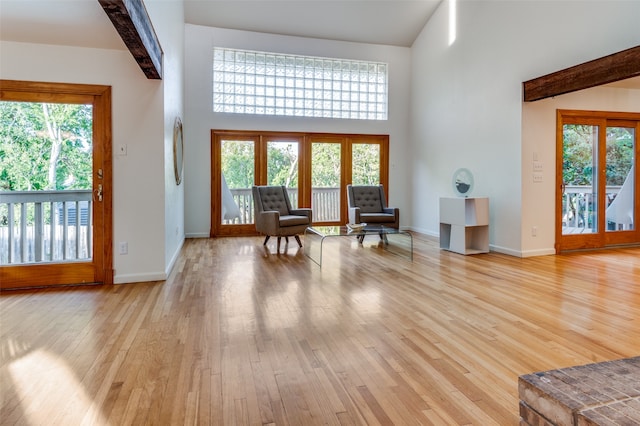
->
left=0, top=80, right=113, bottom=288
left=210, top=130, right=390, bottom=237
left=210, top=130, right=262, bottom=237
left=556, top=109, right=640, bottom=252
left=604, top=119, right=640, bottom=247
left=306, top=134, right=347, bottom=226
left=344, top=135, right=390, bottom=226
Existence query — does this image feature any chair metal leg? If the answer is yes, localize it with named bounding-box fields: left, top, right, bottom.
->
left=263, top=235, right=270, bottom=245
left=277, top=237, right=281, bottom=252
left=294, top=235, right=302, bottom=247
left=379, top=232, right=388, bottom=245
left=285, top=236, right=289, bottom=244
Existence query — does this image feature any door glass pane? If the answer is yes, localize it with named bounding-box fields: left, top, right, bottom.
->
left=605, top=126, right=635, bottom=231
left=221, top=139, right=254, bottom=225
left=562, top=124, right=598, bottom=234
left=0, top=101, right=93, bottom=264
left=267, top=141, right=299, bottom=208
left=352, top=143, right=380, bottom=185
left=311, top=143, right=341, bottom=222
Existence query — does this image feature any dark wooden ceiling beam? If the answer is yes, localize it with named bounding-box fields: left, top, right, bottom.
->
left=98, top=0, right=163, bottom=80
left=523, top=45, right=640, bottom=102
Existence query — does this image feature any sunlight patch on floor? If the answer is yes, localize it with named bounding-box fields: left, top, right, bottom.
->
left=8, top=348, right=108, bottom=425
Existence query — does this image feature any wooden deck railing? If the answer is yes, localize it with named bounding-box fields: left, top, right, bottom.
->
left=0, top=190, right=92, bottom=265
left=563, top=185, right=627, bottom=232
left=311, top=187, right=341, bottom=222
left=224, top=187, right=341, bottom=225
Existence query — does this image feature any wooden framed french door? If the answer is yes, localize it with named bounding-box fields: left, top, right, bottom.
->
left=308, top=135, right=344, bottom=224
left=0, top=80, right=113, bottom=289
left=210, top=130, right=389, bottom=237
left=556, top=110, right=640, bottom=252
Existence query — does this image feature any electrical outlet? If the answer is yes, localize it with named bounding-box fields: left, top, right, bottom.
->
left=533, top=161, right=543, bottom=171
left=533, top=173, right=543, bottom=183
left=119, top=241, right=128, bottom=255
left=532, top=226, right=538, bottom=237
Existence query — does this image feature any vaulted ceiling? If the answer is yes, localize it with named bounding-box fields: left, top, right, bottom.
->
left=0, top=0, right=441, bottom=49
left=1, top=0, right=638, bottom=89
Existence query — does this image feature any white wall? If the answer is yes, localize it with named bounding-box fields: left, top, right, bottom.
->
left=411, top=0, right=640, bottom=256
left=0, top=1, right=185, bottom=283
left=184, top=24, right=412, bottom=237
left=147, top=1, right=186, bottom=275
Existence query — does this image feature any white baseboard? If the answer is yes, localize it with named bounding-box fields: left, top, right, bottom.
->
left=407, top=226, right=438, bottom=238
left=488, top=245, right=555, bottom=258
left=407, top=228, right=555, bottom=258
left=165, top=237, right=185, bottom=277
left=519, top=248, right=556, bottom=258
left=186, top=232, right=210, bottom=238
left=114, top=238, right=185, bottom=284
left=488, top=244, right=520, bottom=257
left=114, top=272, right=167, bottom=284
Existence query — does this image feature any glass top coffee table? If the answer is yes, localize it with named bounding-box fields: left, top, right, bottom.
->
left=304, top=225, right=413, bottom=267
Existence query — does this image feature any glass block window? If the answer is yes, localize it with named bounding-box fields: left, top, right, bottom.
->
left=213, top=48, right=388, bottom=120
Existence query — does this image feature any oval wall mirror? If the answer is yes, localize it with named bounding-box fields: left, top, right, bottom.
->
left=452, top=168, right=474, bottom=197
left=173, top=116, right=183, bottom=185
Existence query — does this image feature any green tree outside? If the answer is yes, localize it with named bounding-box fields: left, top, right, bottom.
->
left=311, top=143, right=341, bottom=187
left=221, top=140, right=254, bottom=189
left=606, top=126, right=634, bottom=186
left=352, top=144, right=380, bottom=185
left=563, top=124, right=634, bottom=186
left=0, top=101, right=93, bottom=191
left=220, top=140, right=381, bottom=189
left=267, top=141, right=298, bottom=187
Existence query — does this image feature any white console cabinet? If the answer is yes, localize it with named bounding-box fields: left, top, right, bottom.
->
left=439, top=197, right=489, bottom=255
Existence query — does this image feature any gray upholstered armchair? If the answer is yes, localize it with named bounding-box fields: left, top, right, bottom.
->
left=347, top=184, right=399, bottom=242
left=252, top=185, right=312, bottom=252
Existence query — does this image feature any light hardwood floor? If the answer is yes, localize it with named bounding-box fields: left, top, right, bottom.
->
left=1, top=235, right=639, bottom=425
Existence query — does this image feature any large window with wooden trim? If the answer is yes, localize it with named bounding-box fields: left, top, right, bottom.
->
left=211, top=131, right=389, bottom=236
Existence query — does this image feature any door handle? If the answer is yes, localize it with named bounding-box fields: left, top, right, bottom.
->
left=94, top=184, right=103, bottom=202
